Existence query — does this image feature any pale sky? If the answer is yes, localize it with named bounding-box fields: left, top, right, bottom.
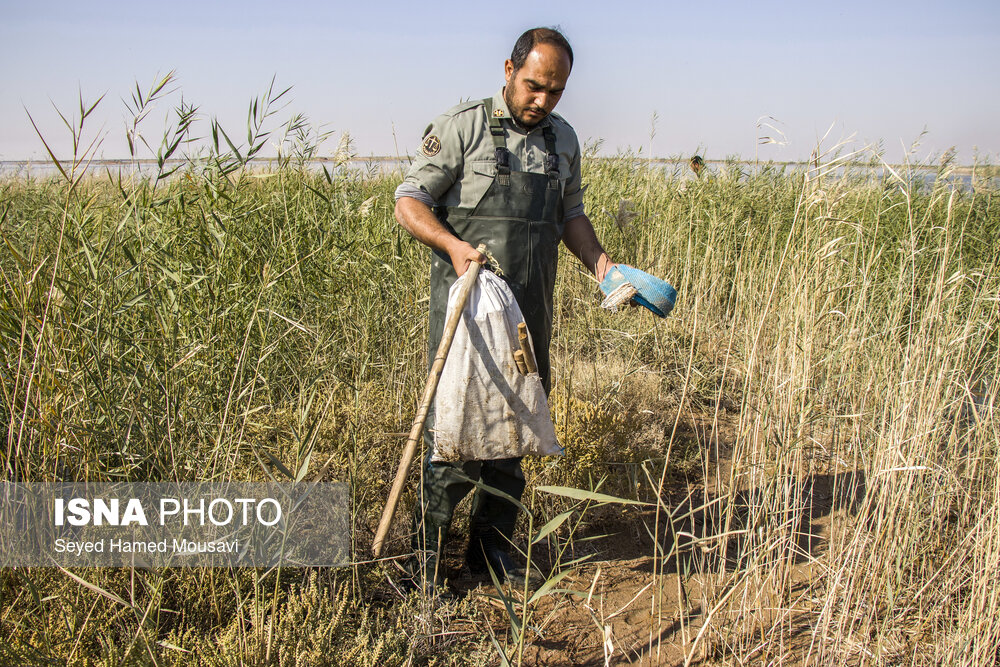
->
left=2, top=0, right=998, bottom=164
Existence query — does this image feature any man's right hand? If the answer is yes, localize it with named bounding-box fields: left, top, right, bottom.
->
left=449, top=240, right=487, bottom=277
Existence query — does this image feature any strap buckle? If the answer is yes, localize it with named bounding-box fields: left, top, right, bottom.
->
left=545, top=152, right=560, bottom=189
left=495, top=147, right=511, bottom=186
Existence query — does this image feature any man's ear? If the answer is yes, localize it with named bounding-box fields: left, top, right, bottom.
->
left=504, top=59, right=514, bottom=84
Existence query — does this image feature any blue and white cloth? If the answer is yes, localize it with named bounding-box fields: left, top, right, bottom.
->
left=600, top=265, right=677, bottom=317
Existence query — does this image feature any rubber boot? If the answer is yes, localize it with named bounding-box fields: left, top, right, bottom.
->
left=403, top=518, right=450, bottom=595
left=466, top=528, right=524, bottom=586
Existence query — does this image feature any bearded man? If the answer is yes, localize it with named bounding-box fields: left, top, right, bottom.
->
left=394, top=26, right=616, bottom=591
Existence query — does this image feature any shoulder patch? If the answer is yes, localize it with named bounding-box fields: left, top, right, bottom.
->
left=421, top=134, right=442, bottom=157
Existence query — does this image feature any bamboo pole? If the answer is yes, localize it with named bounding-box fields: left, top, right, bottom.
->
left=513, top=350, right=528, bottom=375
left=517, top=322, right=537, bottom=374
left=372, top=244, right=487, bottom=559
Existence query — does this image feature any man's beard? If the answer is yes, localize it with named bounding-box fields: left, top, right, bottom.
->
left=503, top=86, right=545, bottom=129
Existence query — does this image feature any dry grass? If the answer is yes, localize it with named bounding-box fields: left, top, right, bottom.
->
left=1, top=78, right=997, bottom=665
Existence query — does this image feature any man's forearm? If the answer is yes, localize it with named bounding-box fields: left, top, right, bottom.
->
left=562, top=214, right=613, bottom=282
left=394, top=196, right=485, bottom=276
left=395, top=196, right=457, bottom=255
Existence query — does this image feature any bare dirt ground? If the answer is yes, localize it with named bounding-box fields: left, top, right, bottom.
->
left=409, top=452, right=864, bottom=666
left=374, top=394, right=873, bottom=666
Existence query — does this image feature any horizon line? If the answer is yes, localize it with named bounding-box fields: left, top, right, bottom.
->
left=0, top=156, right=986, bottom=170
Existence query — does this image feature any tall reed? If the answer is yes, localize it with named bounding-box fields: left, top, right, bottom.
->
left=1, top=78, right=997, bottom=664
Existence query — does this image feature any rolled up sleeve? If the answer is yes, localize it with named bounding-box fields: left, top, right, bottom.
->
left=562, top=137, right=586, bottom=221
left=393, top=182, right=436, bottom=206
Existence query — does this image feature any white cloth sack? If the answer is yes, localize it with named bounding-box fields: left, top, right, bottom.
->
left=432, top=270, right=562, bottom=462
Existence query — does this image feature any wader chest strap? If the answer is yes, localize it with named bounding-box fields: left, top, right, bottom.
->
left=542, top=125, right=560, bottom=189
left=484, top=98, right=511, bottom=186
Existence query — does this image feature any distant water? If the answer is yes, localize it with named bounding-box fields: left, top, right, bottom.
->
left=652, top=160, right=984, bottom=190
left=0, top=157, right=990, bottom=190
left=0, top=157, right=411, bottom=178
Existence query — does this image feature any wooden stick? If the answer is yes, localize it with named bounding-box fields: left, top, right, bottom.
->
left=517, top=322, right=537, bottom=374
left=513, top=350, right=528, bottom=375
left=372, top=243, right=487, bottom=558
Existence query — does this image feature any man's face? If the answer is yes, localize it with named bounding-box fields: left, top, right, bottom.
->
left=503, top=43, right=571, bottom=129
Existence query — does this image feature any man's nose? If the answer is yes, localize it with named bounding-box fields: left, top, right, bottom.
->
left=534, top=92, right=551, bottom=109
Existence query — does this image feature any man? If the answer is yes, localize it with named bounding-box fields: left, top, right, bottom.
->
left=394, top=27, right=616, bottom=591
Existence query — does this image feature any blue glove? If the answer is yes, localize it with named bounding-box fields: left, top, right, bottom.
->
left=600, top=265, right=677, bottom=317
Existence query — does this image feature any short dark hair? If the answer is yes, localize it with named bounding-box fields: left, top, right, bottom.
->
left=510, top=27, right=573, bottom=72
